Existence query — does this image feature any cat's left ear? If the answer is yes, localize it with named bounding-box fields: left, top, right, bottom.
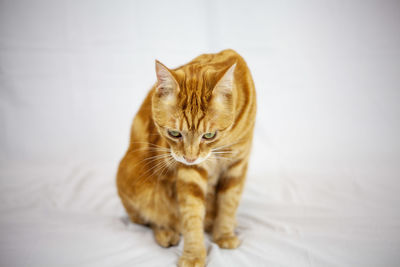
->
left=212, top=63, right=236, bottom=104
left=209, top=63, right=237, bottom=127
left=155, top=60, right=179, bottom=98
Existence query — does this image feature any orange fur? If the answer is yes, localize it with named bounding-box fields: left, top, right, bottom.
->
left=117, top=49, right=256, bottom=267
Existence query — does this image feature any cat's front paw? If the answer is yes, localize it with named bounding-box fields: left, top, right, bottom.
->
left=153, top=227, right=180, bottom=248
left=178, top=248, right=206, bottom=267
left=214, top=234, right=240, bottom=249
left=178, top=255, right=205, bottom=267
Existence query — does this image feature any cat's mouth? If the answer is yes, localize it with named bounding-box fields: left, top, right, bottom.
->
left=170, top=151, right=209, bottom=165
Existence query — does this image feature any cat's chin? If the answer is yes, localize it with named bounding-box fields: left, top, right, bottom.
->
left=180, top=161, right=201, bottom=166
left=174, top=157, right=206, bottom=166
left=171, top=151, right=209, bottom=166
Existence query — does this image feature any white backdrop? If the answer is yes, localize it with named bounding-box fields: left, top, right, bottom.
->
left=1, top=1, right=400, bottom=266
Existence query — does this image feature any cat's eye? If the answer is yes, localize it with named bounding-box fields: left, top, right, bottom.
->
left=168, top=130, right=182, bottom=138
left=203, top=131, right=216, bottom=140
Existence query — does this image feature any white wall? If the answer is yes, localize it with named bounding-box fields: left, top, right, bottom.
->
left=1, top=0, right=399, bottom=179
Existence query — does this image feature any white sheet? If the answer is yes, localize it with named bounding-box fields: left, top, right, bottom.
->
left=1, top=159, right=399, bottom=267
left=1, top=0, right=400, bottom=266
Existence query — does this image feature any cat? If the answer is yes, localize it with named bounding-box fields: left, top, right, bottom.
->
left=117, top=49, right=256, bottom=267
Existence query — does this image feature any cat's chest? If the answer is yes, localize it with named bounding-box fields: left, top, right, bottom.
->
left=200, top=157, right=230, bottom=187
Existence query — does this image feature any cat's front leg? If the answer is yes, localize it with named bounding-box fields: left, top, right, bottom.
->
left=213, top=160, right=248, bottom=249
left=176, top=167, right=207, bottom=267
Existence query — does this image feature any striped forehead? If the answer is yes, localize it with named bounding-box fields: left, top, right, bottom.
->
left=175, top=111, right=208, bottom=133
left=171, top=65, right=218, bottom=133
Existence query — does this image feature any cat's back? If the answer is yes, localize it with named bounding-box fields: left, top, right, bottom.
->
left=175, top=49, right=255, bottom=97
left=177, top=49, right=250, bottom=75
left=186, top=49, right=241, bottom=67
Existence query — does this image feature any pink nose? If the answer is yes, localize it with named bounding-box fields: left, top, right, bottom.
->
left=184, top=156, right=197, bottom=163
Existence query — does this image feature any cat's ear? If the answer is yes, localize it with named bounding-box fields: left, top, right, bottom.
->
left=155, top=60, right=179, bottom=97
left=212, top=63, right=236, bottom=101
left=209, top=63, right=237, bottom=127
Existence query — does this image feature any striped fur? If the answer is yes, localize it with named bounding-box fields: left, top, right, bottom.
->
left=117, top=49, right=256, bottom=267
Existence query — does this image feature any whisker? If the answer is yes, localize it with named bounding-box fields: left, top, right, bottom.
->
left=211, top=138, right=245, bottom=152
left=130, top=153, right=171, bottom=171
left=128, top=153, right=173, bottom=188
left=147, top=157, right=171, bottom=176
left=131, top=146, right=170, bottom=151
left=208, top=155, right=234, bottom=161
left=130, top=141, right=170, bottom=150
left=142, top=153, right=171, bottom=162
left=157, top=157, right=174, bottom=177
left=163, top=157, right=177, bottom=177
left=133, top=158, right=168, bottom=187
left=129, top=147, right=171, bottom=154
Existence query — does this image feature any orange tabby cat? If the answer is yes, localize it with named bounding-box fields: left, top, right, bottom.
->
left=117, top=49, right=256, bottom=267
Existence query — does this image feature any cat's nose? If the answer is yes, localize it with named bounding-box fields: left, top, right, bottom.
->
left=184, top=156, right=197, bottom=163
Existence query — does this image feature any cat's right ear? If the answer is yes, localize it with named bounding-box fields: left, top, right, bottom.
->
left=155, top=60, right=179, bottom=98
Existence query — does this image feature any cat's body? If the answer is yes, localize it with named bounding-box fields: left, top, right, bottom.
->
left=117, top=49, right=256, bottom=267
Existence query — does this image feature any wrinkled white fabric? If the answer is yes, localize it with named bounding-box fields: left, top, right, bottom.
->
left=1, top=0, right=399, bottom=266
left=0, top=161, right=399, bottom=267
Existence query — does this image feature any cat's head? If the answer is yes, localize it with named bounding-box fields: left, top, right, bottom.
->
left=151, top=60, right=236, bottom=165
